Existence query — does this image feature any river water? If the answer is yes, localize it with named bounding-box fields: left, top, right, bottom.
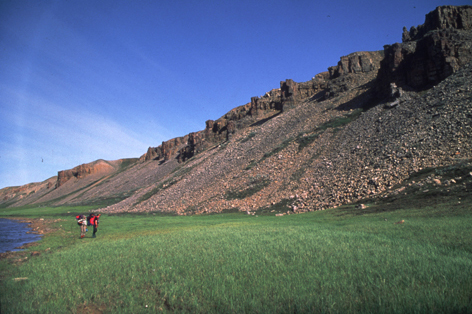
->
left=0, top=218, right=42, bottom=253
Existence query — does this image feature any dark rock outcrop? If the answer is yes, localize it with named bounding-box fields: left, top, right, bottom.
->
left=325, top=51, right=384, bottom=99
left=141, top=79, right=309, bottom=164
left=141, top=136, right=188, bottom=162
left=402, top=5, right=472, bottom=42
left=328, top=51, right=383, bottom=78
left=379, top=5, right=472, bottom=96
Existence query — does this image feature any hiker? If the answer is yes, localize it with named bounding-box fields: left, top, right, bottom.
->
left=76, top=215, right=87, bottom=238
left=87, top=213, right=101, bottom=238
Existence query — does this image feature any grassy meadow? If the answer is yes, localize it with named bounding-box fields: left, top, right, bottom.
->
left=1, top=196, right=471, bottom=313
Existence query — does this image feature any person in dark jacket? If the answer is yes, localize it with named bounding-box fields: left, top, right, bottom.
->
left=87, top=214, right=101, bottom=238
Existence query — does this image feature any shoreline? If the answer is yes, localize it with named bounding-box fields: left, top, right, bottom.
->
left=0, top=217, right=59, bottom=261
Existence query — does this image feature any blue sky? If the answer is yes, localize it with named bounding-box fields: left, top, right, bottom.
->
left=0, top=0, right=469, bottom=189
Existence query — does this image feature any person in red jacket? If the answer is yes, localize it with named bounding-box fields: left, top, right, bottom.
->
left=87, top=213, right=101, bottom=238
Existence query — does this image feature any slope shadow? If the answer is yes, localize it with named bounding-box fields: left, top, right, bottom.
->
left=308, top=90, right=327, bottom=102
left=250, top=111, right=282, bottom=127
left=335, top=82, right=380, bottom=112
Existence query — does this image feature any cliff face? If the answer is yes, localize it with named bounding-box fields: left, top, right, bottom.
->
left=55, top=160, right=118, bottom=188
left=378, top=5, right=472, bottom=96
left=142, top=8, right=469, bottom=169
left=2, top=5, right=471, bottom=213
left=140, top=50, right=384, bottom=165
left=402, top=5, right=472, bottom=42
left=141, top=136, right=189, bottom=162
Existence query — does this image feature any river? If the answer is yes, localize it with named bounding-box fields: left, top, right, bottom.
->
left=0, top=218, right=42, bottom=253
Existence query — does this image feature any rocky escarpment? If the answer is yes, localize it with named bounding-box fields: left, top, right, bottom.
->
left=110, top=59, right=471, bottom=216
left=141, top=136, right=189, bottom=162
left=325, top=50, right=384, bottom=99
left=55, top=159, right=120, bottom=188
left=378, top=5, right=472, bottom=96
left=140, top=50, right=384, bottom=165
left=100, top=5, right=472, bottom=215
left=402, top=5, right=472, bottom=42
left=2, top=5, right=471, bottom=213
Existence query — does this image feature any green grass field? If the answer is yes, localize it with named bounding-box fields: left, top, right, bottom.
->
left=1, top=195, right=471, bottom=313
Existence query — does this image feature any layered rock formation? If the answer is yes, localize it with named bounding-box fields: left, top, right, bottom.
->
left=325, top=51, right=384, bottom=99
left=141, top=136, right=189, bottom=162
left=402, top=5, right=472, bottom=42
left=328, top=51, right=383, bottom=78
left=378, top=5, right=472, bottom=96
left=0, top=176, right=57, bottom=208
left=55, top=160, right=119, bottom=188
left=140, top=50, right=384, bottom=165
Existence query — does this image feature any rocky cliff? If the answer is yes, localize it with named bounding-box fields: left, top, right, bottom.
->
left=139, top=49, right=384, bottom=165
left=378, top=5, right=472, bottom=96
left=1, top=5, right=471, bottom=214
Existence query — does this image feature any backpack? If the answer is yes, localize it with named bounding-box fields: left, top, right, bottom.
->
left=87, top=214, right=94, bottom=226
left=76, top=215, right=85, bottom=226
left=87, top=214, right=100, bottom=226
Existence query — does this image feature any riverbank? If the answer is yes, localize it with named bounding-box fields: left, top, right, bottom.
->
left=0, top=218, right=61, bottom=261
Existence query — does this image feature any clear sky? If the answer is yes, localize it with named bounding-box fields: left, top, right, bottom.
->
left=0, top=0, right=469, bottom=189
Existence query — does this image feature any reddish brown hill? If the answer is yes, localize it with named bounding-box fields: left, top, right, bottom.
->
left=0, top=177, right=56, bottom=207
left=55, top=159, right=119, bottom=188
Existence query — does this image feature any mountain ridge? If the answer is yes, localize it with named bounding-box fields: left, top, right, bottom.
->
left=1, top=5, right=471, bottom=214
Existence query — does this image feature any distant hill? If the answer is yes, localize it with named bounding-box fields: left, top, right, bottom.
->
left=1, top=5, right=471, bottom=215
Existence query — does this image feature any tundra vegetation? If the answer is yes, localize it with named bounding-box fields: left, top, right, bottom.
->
left=1, top=179, right=471, bottom=314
